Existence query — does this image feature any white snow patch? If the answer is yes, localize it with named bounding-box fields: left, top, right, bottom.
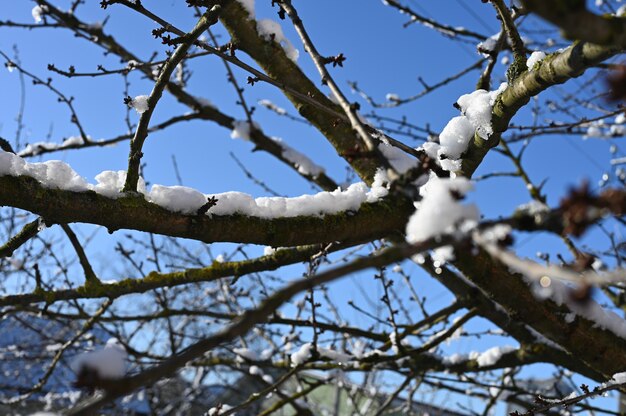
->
left=418, top=84, right=505, bottom=172
left=368, top=169, right=390, bottom=201
left=272, top=137, right=325, bottom=176
left=17, top=135, right=89, bottom=156
left=432, top=245, right=455, bottom=265
left=32, top=5, right=48, bottom=23
left=389, top=332, right=400, bottom=354
left=476, top=345, right=516, bottom=367
left=610, top=124, right=625, bottom=136
left=318, top=347, right=351, bottom=364
left=62, top=136, right=85, bottom=147
left=94, top=170, right=147, bottom=198
left=230, top=120, right=259, bottom=141
left=235, top=0, right=255, bottom=18
left=585, top=125, right=603, bottom=138
left=532, top=277, right=626, bottom=339
left=0, top=150, right=387, bottom=218
left=130, top=95, right=149, bottom=114
left=515, top=200, right=550, bottom=225
left=526, top=51, right=547, bottom=70
left=189, top=180, right=387, bottom=218
left=258, top=99, right=286, bottom=115
left=233, top=347, right=259, bottom=361
left=260, top=348, right=273, bottom=360
left=290, top=343, right=312, bottom=365
left=126, top=60, right=139, bottom=70
left=437, top=116, right=475, bottom=159
left=517, top=200, right=549, bottom=216
left=478, top=31, right=533, bottom=57
left=0, top=151, right=89, bottom=192
left=610, top=371, right=626, bottom=385
left=150, top=185, right=207, bottom=214
left=195, top=96, right=215, bottom=109
left=70, top=338, right=126, bottom=380
left=477, top=33, right=499, bottom=56
left=207, top=404, right=235, bottom=415
left=405, top=175, right=479, bottom=243
left=480, top=224, right=512, bottom=245
left=18, top=142, right=58, bottom=156
left=442, top=353, right=466, bottom=365
left=456, top=82, right=506, bottom=139
left=257, top=19, right=299, bottom=62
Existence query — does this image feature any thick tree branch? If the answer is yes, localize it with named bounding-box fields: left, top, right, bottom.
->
left=462, top=40, right=623, bottom=177
left=421, top=259, right=605, bottom=381
left=453, top=247, right=626, bottom=378
left=0, top=175, right=412, bottom=247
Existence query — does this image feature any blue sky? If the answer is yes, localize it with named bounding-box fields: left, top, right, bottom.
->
left=0, top=1, right=623, bottom=413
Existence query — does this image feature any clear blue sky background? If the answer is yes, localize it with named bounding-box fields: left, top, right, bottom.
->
left=0, top=1, right=622, bottom=413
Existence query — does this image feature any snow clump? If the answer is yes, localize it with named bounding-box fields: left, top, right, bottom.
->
left=32, top=5, right=48, bottom=23
left=0, top=149, right=388, bottom=218
left=230, top=120, right=259, bottom=141
left=207, top=404, right=235, bottom=415
left=290, top=343, right=313, bottom=366
left=405, top=175, right=479, bottom=244
left=130, top=95, right=149, bottom=114
left=526, top=51, right=546, bottom=70
left=476, top=345, right=516, bottom=367
left=457, top=82, right=507, bottom=139
left=70, top=338, right=127, bottom=380
left=419, top=83, right=506, bottom=172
